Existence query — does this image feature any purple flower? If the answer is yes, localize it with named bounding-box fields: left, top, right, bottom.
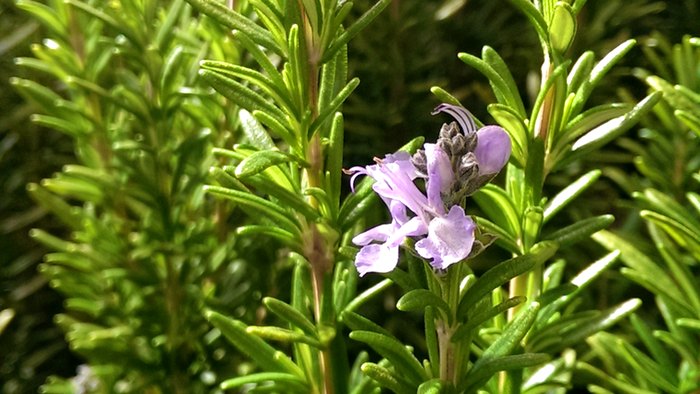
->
left=347, top=104, right=511, bottom=276
left=474, top=125, right=512, bottom=176
left=431, top=103, right=511, bottom=180
left=415, top=205, right=476, bottom=270
left=348, top=148, right=474, bottom=276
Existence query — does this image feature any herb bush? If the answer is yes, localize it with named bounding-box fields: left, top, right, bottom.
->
left=1, top=0, right=699, bottom=393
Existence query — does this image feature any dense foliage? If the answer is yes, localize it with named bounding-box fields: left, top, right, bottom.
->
left=1, top=0, right=699, bottom=393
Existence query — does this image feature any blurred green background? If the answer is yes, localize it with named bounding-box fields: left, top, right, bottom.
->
left=1, top=0, right=699, bottom=392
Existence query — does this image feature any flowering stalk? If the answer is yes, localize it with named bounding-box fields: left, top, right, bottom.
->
left=348, top=104, right=510, bottom=276
left=349, top=104, right=511, bottom=389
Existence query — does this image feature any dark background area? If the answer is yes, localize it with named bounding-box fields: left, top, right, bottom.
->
left=1, top=0, right=699, bottom=391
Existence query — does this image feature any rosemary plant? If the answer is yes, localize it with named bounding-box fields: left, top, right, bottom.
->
left=7, top=0, right=700, bottom=393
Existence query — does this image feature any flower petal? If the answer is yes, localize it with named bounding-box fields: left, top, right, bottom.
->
left=355, top=244, right=399, bottom=276
left=352, top=222, right=396, bottom=246
left=386, top=216, right=428, bottom=247
left=345, top=166, right=368, bottom=193
left=369, top=158, right=430, bottom=220
left=432, top=103, right=478, bottom=134
left=414, top=205, right=475, bottom=270
left=475, top=126, right=511, bottom=176
left=424, top=143, right=454, bottom=213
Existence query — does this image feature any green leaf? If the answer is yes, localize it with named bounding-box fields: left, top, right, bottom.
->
left=571, top=39, right=637, bottom=115
left=574, top=301, right=639, bottom=345
left=488, top=103, right=528, bottom=166
left=462, top=302, right=542, bottom=392
left=474, top=217, right=520, bottom=254
left=417, top=379, right=444, bottom=394
left=593, top=230, right=682, bottom=301
left=155, top=0, right=185, bottom=50
left=473, top=184, right=521, bottom=238
left=396, top=289, right=451, bottom=320
left=27, top=183, right=81, bottom=229
left=220, top=372, right=308, bottom=391
left=483, top=46, right=526, bottom=117
left=637, top=188, right=700, bottom=235
left=309, top=78, right=359, bottom=137
left=641, top=210, right=700, bottom=255
left=160, top=45, right=185, bottom=94
left=200, top=60, right=295, bottom=114
left=341, top=311, right=393, bottom=337
left=630, top=314, right=676, bottom=380
left=235, top=150, right=305, bottom=178
left=199, top=69, right=287, bottom=122
left=571, top=92, right=662, bottom=153
left=15, top=0, right=65, bottom=36
left=385, top=268, right=421, bottom=293
left=360, top=362, right=415, bottom=394
left=540, top=299, right=641, bottom=353
left=548, top=2, right=576, bottom=53
left=327, top=113, right=344, bottom=212
left=253, top=109, right=297, bottom=147
left=10, top=77, right=66, bottom=114
left=605, top=335, right=678, bottom=392
left=248, top=0, right=286, bottom=47
left=343, top=278, right=393, bottom=315
left=205, top=311, right=301, bottom=375
left=230, top=30, right=288, bottom=95
left=566, top=51, right=595, bottom=94
left=676, top=109, right=700, bottom=137
left=0, top=309, right=15, bottom=335
left=286, top=24, right=307, bottom=113
left=522, top=206, right=544, bottom=250
left=571, top=0, right=588, bottom=13
left=537, top=251, right=620, bottom=326
left=677, top=318, right=700, bottom=331
left=424, top=306, right=439, bottom=378
left=44, top=253, right=94, bottom=273
left=453, top=296, right=526, bottom=341
left=576, top=362, right=657, bottom=394
left=204, top=186, right=301, bottom=234
left=64, top=0, right=139, bottom=46
left=652, top=225, right=700, bottom=314
left=459, top=52, right=518, bottom=111
left=350, top=331, right=428, bottom=386
left=64, top=298, right=102, bottom=317
left=239, top=109, right=276, bottom=150
left=463, top=353, right=550, bottom=393
left=184, top=0, right=281, bottom=53
left=263, top=297, right=318, bottom=338
left=543, top=214, right=614, bottom=247
left=430, top=86, right=463, bottom=107
left=543, top=170, right=601, bottom=222
left=318, top=41, right=344, bottom=118
left=29, top=228, right=80, bottom=252
left=457, top=242, right=557, bottom=318
left=209, top=166, right=249, bottom=191
left=246, top=326, right=322, bottom=347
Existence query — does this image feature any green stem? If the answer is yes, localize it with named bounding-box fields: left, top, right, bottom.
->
left=508, top=273, right=529, bottom=321
left=297, top=3, right=335, bottom=392
left=435, top=263, right=467, bottom=388
left=509, top=47, right=557, bottom=320
left=310, top=265, right=334, bottom=394
left=534, top=52, right=554, bottom=142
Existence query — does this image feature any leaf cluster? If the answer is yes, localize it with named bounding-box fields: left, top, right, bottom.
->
left=10, top=0, right=267, bottom=391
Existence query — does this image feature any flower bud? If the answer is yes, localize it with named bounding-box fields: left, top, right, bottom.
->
left=474, top=126, right=511, bottom=176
